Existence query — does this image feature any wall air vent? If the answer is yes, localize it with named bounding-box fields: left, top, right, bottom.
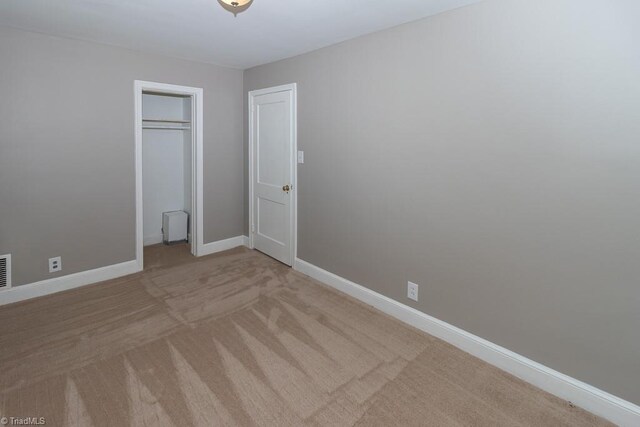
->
left=0, top=254, right=11, bottom=290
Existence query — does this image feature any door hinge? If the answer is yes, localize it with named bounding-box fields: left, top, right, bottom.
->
left=251, top=224, right=255, bottom=233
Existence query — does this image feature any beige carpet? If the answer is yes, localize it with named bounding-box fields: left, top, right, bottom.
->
left=0, top=244, right=611, bottom=426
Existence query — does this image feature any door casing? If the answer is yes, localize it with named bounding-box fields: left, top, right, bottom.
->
left=134, top=80, right=205, bottom=270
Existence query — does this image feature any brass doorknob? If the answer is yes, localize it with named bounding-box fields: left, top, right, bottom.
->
left=282, top=184, right=291, bottom=193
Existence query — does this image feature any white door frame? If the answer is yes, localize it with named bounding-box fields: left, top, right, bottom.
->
left=134, top=80, right=204, bottom=270
left=248, top=83, right=298, bottom=265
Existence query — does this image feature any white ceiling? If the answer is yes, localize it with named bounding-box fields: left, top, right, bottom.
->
left=0, top=0, right=482, bottom=69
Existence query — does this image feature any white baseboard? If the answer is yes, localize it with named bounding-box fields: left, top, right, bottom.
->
left=198, top=235, right=249, bottom=256
left=1, top=236, right=250, bottom=307
left=0, top=260, right=141, bottom=307
left=144, top=234, right=163, bottom=246
left=293, top=258, right=640, bottom=426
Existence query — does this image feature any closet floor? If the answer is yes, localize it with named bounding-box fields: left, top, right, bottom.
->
left=0, top=245, right=611, bottom=426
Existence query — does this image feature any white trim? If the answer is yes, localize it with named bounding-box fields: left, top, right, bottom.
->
left=134, top=80, right=205, bottom=270
left=199, top=235, right=250, bottom=256
left=0, top=260, right=140, bottom=307
left=248, top=88, right=253, bottom=249
left=0, top=234, right=249, bottom=306
left=293, top=258, right=640, bottom=427
left=143, top=234, right=164, bottom=246
left=248, top=83, right=298, bottom=265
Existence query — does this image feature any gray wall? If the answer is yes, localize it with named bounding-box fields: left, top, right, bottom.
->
left=0, top=26, right=244, bottom=286
left=244, top=0, right=640, bottom=404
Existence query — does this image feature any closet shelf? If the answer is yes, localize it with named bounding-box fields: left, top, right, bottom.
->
left=143, top=125, right=191, bottom=130
left=142, top=118, right=191, bottom=130
left=142, top=118, right=191, bottom=124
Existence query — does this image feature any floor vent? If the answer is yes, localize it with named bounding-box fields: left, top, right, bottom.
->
left=0, top=254, right=11, bottom=290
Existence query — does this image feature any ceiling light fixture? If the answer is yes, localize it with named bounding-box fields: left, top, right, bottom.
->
left=218, top=0, right=254, bottom=16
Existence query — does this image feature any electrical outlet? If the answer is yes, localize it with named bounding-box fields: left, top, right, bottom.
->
left=49, top=256, right=62, bottom=273
left=407, top=281, right=419, bottom=302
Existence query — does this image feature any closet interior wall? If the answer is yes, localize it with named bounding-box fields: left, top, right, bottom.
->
left=142, top=92, right=192, bottom=246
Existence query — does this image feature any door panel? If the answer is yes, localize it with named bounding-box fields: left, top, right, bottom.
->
left=251, top=88, right=294, bottom=265
left=257, top=101, right=288, bottom=186
left=257, top=197, right=286, bottom=244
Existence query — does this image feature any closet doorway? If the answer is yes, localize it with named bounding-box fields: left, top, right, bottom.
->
left=134, top=81, right=204, bottom=270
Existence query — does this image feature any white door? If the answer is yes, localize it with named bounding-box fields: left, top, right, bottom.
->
left=250, top=85, right=296, bottom=265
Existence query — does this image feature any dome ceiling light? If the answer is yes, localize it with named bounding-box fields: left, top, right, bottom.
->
left=218, top=0, right=254, bottom=16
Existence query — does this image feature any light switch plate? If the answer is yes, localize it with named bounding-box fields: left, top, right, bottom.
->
left=297, top=151, right=304, bottom=164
